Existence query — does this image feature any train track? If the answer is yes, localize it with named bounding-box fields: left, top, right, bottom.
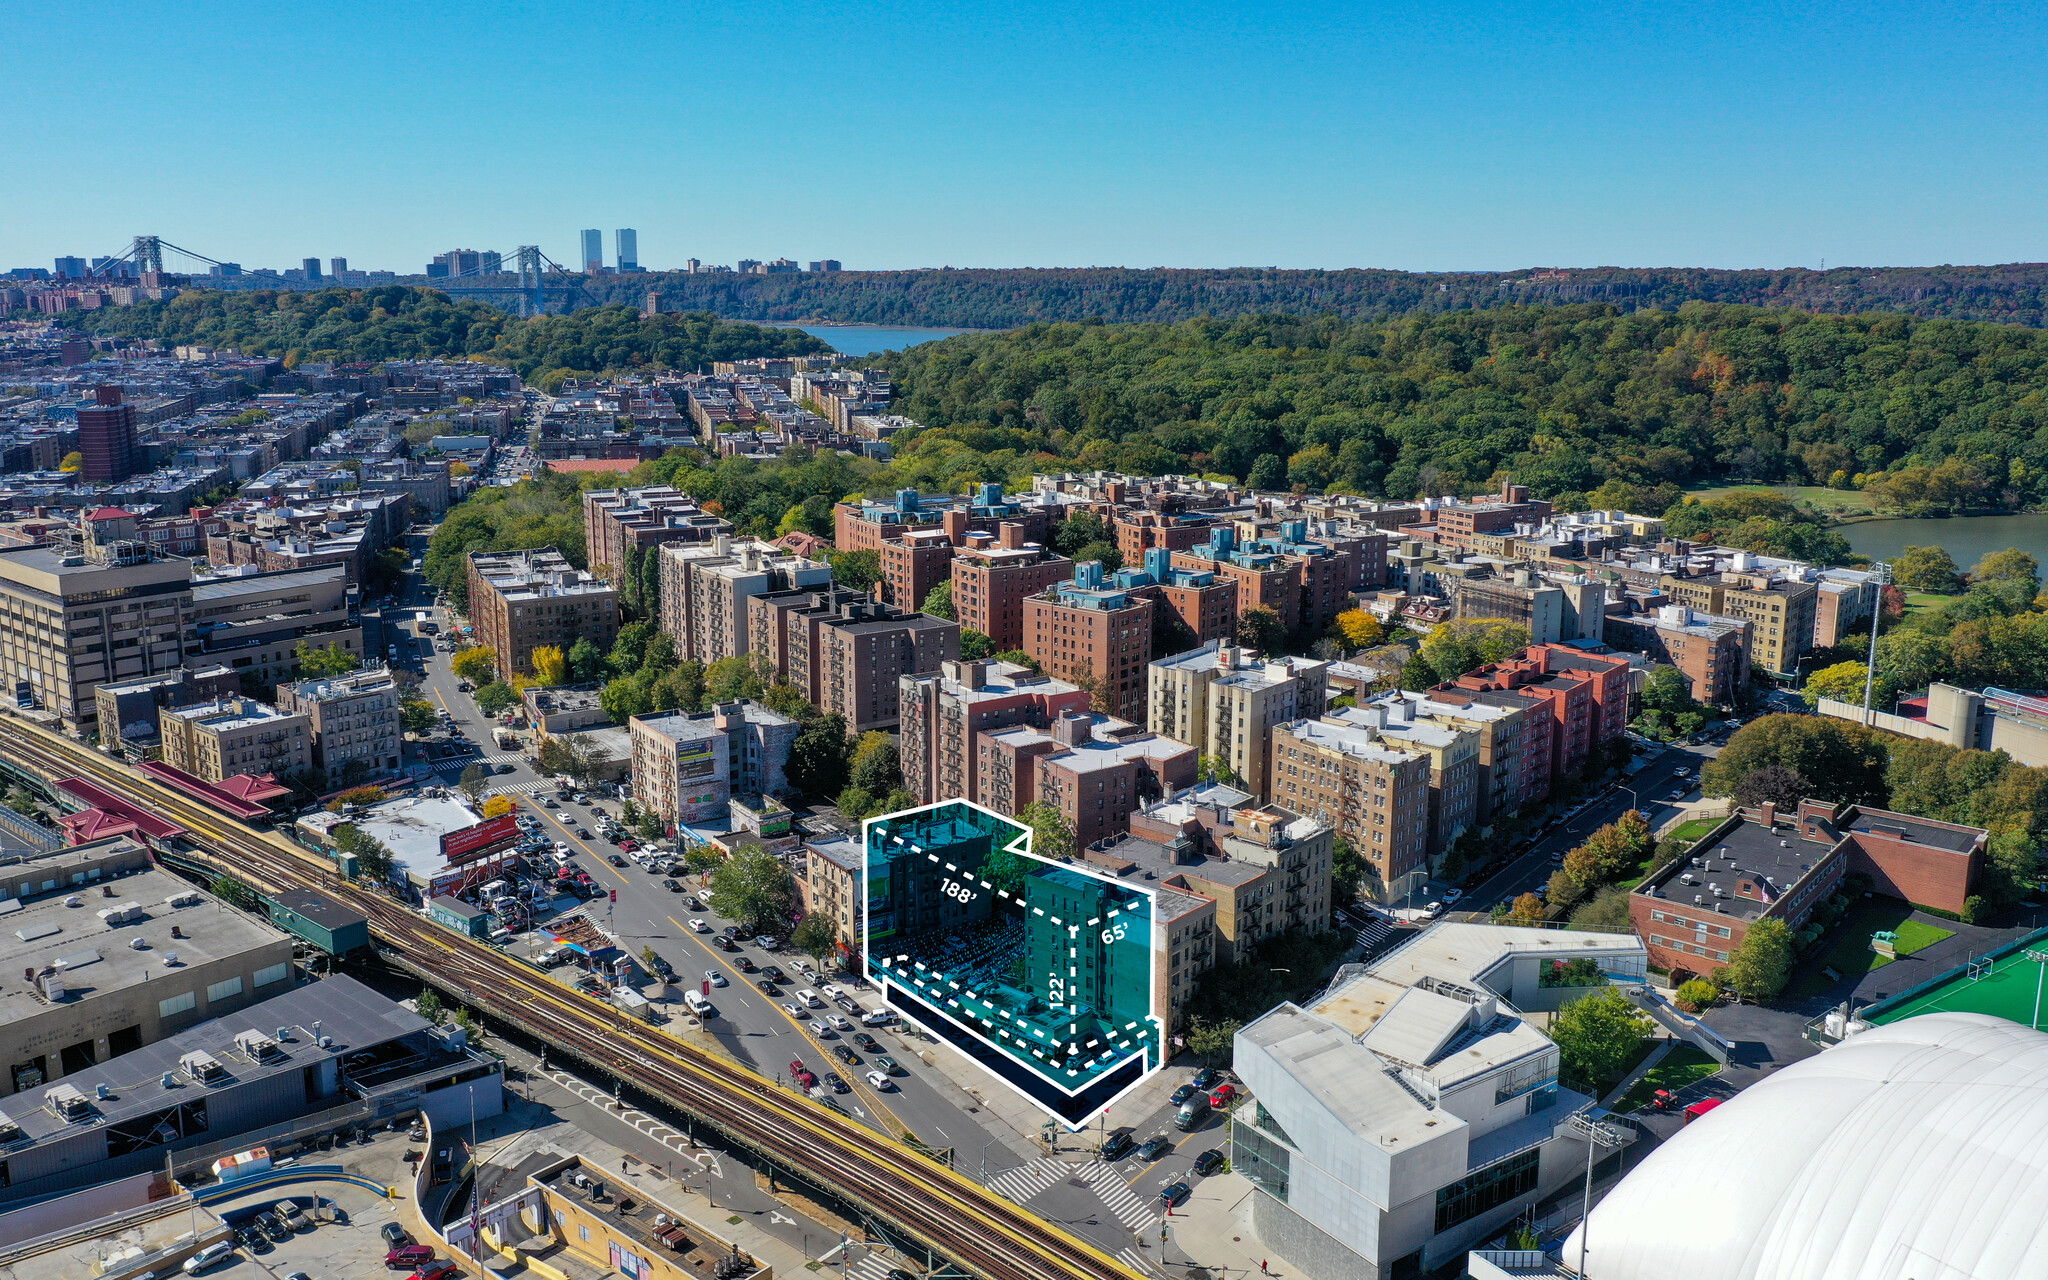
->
left=0, top=719, right=1141, bottom=1280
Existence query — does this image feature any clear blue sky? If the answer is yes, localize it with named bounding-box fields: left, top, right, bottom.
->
left=7, top=1, right=2044, bottom=274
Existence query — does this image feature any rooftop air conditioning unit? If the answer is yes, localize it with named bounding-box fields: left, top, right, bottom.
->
left=64, top=895, right=82, bottom=908
left=160, top=1074, right=175, bottom=1089
left=162, top=951, right=180, bottom=966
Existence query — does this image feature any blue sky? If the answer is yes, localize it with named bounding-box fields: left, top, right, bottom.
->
left=6, top=1, right=2045, bottom=273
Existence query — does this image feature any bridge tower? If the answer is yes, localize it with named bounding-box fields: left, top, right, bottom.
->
left=132, top=235, right=163, bottom=275
left=516, top=246, right=543, bottom=317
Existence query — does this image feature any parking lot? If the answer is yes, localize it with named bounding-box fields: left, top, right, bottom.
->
left=204, top=1174, right=420, bottom=1280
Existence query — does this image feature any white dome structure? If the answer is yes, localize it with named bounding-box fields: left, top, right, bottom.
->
left=1565, top=1013, right=2048, bottom=1280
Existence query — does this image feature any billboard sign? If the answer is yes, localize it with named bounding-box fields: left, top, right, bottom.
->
left=442, top=813, right=521, bottom=861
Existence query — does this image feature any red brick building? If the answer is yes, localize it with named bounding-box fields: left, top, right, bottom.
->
left=1632, top=800, right=1987, bottom=977
left=1022, top=564, right=1154, bottom=722
left=899, top=658, right=1091, bottom=807
left=1448, top=644, right=1630, bottom=788
left=948, top=526, right=1072, bottom=649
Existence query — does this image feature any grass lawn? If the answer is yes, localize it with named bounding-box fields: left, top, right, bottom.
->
left=1667, top=818, right=1720, bottom=844
left=1685, top=483, right=1877, bottom=515
left=1905, top=591, right=1964, bottom=616
left=1568, top=1034, right=1660, bottom=1100
left=1615, top=1043, right=1722, bottom=1113
left=1786, top=899, right=1955, bottom=1001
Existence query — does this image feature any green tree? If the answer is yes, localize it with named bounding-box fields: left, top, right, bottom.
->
left=786, top=713, right=851, bottom=797
left=707, top=845, right=797, bottom=933
left=921, top=581, right=954, bottom=621
left=1331, top=836, right=1365, bottom=904
left=474, top=681, right=519, bottom=715
left=849, top=742, right=901, bottom=795
left=567, top=637, right=606, bottom=684
left=600, top=676, right=655, bottom=723
left=609, top=621, right=654, bottom=677
left=400, top=698, right=439, bottom=737
left=991, top=649, right=1039, bottom=672
left=1803, top=659, right=1883, bottom=710
left=1718, top=917, right=1794, bottom=1002
left=1674, top=979, right=1720, bottom=1014
left=792, top=913, right=839, bottom=964
left=1016, top=801, right=1075, bottom=862
left=1568, top=885, right=1633, bottom=931
left=1248, top=453, right=1288, bottom=490
left=458, top=762, right=490, bottom=805
left=415, top=986, right=446, bottom=1025
left=295, top=641, right=358, bottom=678
left=1235, top=606, right=1287, bottom=655
left=1704, top=715, right=1889, bottom=807
left=829, top=549, right=882, bottom=593
left=1549, top=986, right=1652, bottom=1089
left=1894, top=545, right=1963, bottom=593
left=210, top=874, right=257, bottom=910
left=1640, top=665, right=1697, bottom=715
left=1183, top=1017, right=1241, bottom=1066
left=1398, top=653, right=1438, bottom=691
left=1052, top=511, right=1109, bottom=558
left=960, top=628, right=994, bottom=661
left=704, top=655, right=765, bottom=704
left=1072, top=541, right=1123, bottom=572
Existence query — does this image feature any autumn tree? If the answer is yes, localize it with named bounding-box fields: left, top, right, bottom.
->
left=451, top=646, right=497, bottom=684
left=1334, top=608, right=1384, bottom=649
left=531, top=645, right=568, bottom=687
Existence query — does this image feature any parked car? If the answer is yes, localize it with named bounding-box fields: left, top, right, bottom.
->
left=1193, top=1149, right=1227, bottom=1177
left=755, top=935, right=780, bottom=950
left=182, top=1241, right=237, bottom=1275
left=237, top=1227, right=270, bottom=1254
left=1171, top=1083, right=1200, bottom=1106
left=760, top=965, right=785, bottom=982
left=273, top=1199, right=312, bottom=1231
left=832, top=1043, right=860, bottom=1065
left=1190, top=1068, right=1220, bottom=1091
left=413, top=1263, right=462, bottom=1280
left=688, top=918, right=710, bottom=933
left=382, top=1223, right=414, bottom=1248
left=781, top=1002, right=809, bottom=1019
left=861, top=1008, right=896, bottom=1026
left=258, top=1212, right=292, bottom=1243
left=798, top=989, right=824, bottom=1008
left=712, top=936, right=738, bottom=952
left=1208, top=1083, right=1239, bottom=1108
left=1159, top=1181, right=1191, bottom=1208
left=1100, top=1129, right=1135, bottom=1160
left=387, top=1245, right=437, bottom=1270
left=734, top=956, right=758, bottom=973
left=663, top=878, right=683, bottom=892
left=822, top=1070, right=850, bottom=1093
left=828, top=1014, right=854, bottom=1032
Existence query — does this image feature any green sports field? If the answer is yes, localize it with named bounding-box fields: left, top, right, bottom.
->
left=1868, top=935, right=2048, bottom=1029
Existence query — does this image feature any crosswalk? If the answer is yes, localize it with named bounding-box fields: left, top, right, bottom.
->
left=983, top=1154, right=1160, bottom=1234
left=1118, top=1246, right=1162, bottom=1276
left=983, top=1155, right=1071, bottom=1202
left=845, top=1251, right=896, bottom=1280
left=541, top=1069, right=723, bottom=1177
left=1069, top=1159, right=1161, bottom=1233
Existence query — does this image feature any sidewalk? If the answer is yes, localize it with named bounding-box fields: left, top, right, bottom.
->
left=1154, top=1171, right=1288, bottom=1279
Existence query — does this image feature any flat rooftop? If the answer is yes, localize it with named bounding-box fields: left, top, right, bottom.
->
left=189, top=564, right=345, bottom=601
left=1638, top=816, right=1819, bottom=921
left=0, top=866, right=287, bottom=1031
left=298, top=794, right=483, bottom=879
left=1092, top=832, right=1269, bottom=889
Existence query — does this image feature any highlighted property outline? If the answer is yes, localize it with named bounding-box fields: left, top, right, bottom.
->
left=859, top=798, right=1165, bottom=1129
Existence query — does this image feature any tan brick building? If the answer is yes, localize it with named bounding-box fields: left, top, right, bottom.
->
left=581, top=485, right=731, bottom=579
left=1273, top=714, right=1434, bottom=902
left=160, top=696, right=313, bottom=784
left=0, top=542, right=192, bottom=732
left=1147, top=641, right=1328, bottom=801
left=1658, top=566, right=1817, bottom=677
left=466, top=548, right=620, bottom=678
left=275, top=666, right=403, bottom=788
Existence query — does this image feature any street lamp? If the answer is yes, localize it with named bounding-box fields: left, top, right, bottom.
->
left=1567, top=1110, right=1629, bottom=1279
left=1862, top=561, right=1892, bottom=721
left=2027, top=950, right=2048, bottom=1030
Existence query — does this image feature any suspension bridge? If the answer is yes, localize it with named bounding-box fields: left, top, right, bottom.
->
left=87, top=236, right=591, bottom=315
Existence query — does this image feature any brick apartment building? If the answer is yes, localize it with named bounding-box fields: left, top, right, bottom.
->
left=1427, top=481, right=1554, bottom=553
left=1333, top=699, right=1482, bottom=862
left=983, top=709, right=1197, bottom=850
left=275, top=665, right=403, bottom=789
left=1272, top=714, right=1433, bottom=902
left=1409, top=684, right=1554, bottom=820
left=1113, top=510, right=1217, bottom=567
left=1447, top=644, right=1631, bottom=783
left=1023, top=561, right=1154, bottom=722
left=813, top=601, right=959, bottom=733
left=581, top=485, right=731, bottom=577
left=1658, top=563, right=1818, bottom=677
left=466, top=547, right=620, bottom=678
left=656, top=538, right=832, bottom=666
left=77, top=386, right=140, bottom=483
left=747, top=585, right=869, bottom=691
left=833, top=484, right=1055, bottom=556
left=1603, top=604, right=1753, bottom=705
left=1147, top=640, right=1328, bottom=801
left=899, top=658, right=1091, bottom=808
left=159, top=696, right=313, bottom=784
left=949, top=525, right=1073, bottom=650
left=1173, top=528, right=1301, bottom=632
left=1632, top=800, right=1987, bottom=977
left=878, top=527, right=957, bottom=610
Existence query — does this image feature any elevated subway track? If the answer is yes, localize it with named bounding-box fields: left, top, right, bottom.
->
left=0, top=718, right=1138, bottom=1280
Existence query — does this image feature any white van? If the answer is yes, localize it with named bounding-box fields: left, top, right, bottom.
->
left=683, top=990, right=712, bottom=1016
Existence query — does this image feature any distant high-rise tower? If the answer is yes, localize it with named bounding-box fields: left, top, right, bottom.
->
left=78, top=386, right=139, bottom=483
left=615, top=229, right=639, bottom=272
left=330, top=257, right=348, bottom=280
left=303, top=258, right=323, bottom=281
left=580, top=230, right=603, bottom=273
left=53, top=256, right=86, bottom=278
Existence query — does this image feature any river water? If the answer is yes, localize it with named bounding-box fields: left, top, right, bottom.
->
left=1842, top=511, right=2048, bottom=567
left=781, top=324, right=982, bottom=357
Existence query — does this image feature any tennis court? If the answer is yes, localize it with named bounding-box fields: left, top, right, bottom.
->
left=1868, top=930, right=2048, bottom=1029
